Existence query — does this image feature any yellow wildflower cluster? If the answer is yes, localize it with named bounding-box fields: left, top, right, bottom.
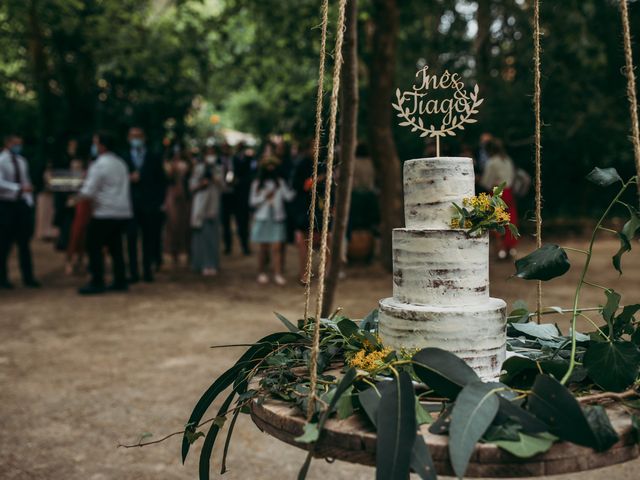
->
left=462, top=192, right=491, bottom=212
left=450, top=218, right=472, bottom=229
left=348, top=347, right=393, bottom=373
left=494, top=206, right=511, bottom=223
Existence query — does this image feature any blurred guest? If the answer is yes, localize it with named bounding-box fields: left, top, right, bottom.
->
left=77, top=132, right=132, bottom=295
left=65, top=156, right=91, bottom=275
left=231, top=143, right=254, bottom=255
left=291, top=140, right=328, bottom=284
left=250, top=156, right=295, bottom=285
left=54, top=137, right=80, bottom=251
left=35, top=163, right=58, bottom=240
left=0, top=133, right=40, bottom=288
left=124, top=126, right=167, bottom=283
left=218, top=143, right=239, bottom=255
left=477, top=132, right=493, bottom=177
left=190, top=154, right=222, bottom=276
left=163, top=148, right=191, bottom=266
left=480, top=137, right=519, bottom=259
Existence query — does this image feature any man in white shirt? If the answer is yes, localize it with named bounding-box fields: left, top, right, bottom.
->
left=77, top=131, right=132, bottom=295
left=0, top=133, right=40, bottom=289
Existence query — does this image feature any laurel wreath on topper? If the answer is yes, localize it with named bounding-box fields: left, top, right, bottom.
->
left=392, top=65, right=483, bottom=156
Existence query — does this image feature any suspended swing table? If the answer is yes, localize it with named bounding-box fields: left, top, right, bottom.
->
left=250, top=397, right=639, bottom=477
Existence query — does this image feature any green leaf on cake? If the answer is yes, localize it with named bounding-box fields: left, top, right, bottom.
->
left=514, top=244, right=570, bottom=281
left=583, top=340, right=640, bottom=392
left=586, top=167, right=622, bottom=186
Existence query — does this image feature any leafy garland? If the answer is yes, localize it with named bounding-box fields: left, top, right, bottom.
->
left=177, top=167, right=640, bottom=480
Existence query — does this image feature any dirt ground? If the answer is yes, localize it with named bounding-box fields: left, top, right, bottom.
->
left=1, top=235, right=640, bottom=480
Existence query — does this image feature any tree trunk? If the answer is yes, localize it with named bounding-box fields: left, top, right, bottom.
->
left=322, top=0, right=359, bottom=317
left=475, top=0, right=492, bottom=95
left=368, top=0, right=402, bottom=272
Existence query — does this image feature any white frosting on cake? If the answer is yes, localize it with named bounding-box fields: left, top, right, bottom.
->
left=378, top=297, right=507, bottom=381
left=378, top=156, right=507, bottom=381
left=393, top=229, right=489, bottom=306
left=404, top=157, right=475, bottom=229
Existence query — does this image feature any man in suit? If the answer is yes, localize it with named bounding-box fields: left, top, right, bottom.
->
left=0, top=133, right=40, bottom=288
left=123, top=126, right=167, bottom=283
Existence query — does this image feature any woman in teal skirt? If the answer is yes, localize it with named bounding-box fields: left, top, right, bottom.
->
left=249, top=156, right=295, bottom=285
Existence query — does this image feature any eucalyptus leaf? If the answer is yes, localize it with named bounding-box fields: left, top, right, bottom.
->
left=491, top=432, right=556, bottom=458
left=410, top=435, right=438, bottom=480
left=495, top=397, right=549, bottom=434
left=274, top=312, right=300, bottom=333
left=584, top=405, right=619, bottom=451
left=416, top=397, right=433, bottom=425
left=583, top=340, right=640, bottom=392
left=359, top=309, right=379, bottom=330
left=514, top=244, right=570, bottom=281
left=336, top=318, right=359, bottom=338
left=509, top=322, right=560, bottom=341
left=527, top=375, right=603, bottom=450
left=376, top=372, right=416, bottom=480
left=586, top=167, right=622, bottom=186
left=449, top=381, right=500, bottom=479
left=336, top=386, right=354, bottom=419
left=412, top=348, right=480, bottom=399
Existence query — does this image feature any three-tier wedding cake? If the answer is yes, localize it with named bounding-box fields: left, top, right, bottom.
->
left=378, top=157, right=507, bottom=380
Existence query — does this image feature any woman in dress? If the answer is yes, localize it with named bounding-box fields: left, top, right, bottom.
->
left=480, top=138, right=519, bottom=259
left=249, top=155, right=295, bottom=285
left=163, top=149, right=191, bottom=266
left=189, top=154, right=222, bottom=276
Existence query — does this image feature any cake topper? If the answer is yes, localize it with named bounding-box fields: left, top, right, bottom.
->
left=392, top=65, right=483, bottom=157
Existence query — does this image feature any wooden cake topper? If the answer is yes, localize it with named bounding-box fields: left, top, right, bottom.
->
left=392, top=65, right=483, bottom=156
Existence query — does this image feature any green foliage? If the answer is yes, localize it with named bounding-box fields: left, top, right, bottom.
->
left=449, top=381, right=499, bottom=479
left=584, top=341, right=640, bottom=393
left=586, top=167, right=623, bottom=186
left=450, top=184, right=518, bottom=236
left=412, top=347, right=480, bottom=400
left=490, top=432, right=556, bottom=459
left=514, top=244, right=571, bottom=281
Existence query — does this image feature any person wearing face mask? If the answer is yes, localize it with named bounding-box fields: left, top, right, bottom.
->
left=123, top=126, right=167, bottom=283
left=0, top=133, right=40, bottom=288
left=249, top=155, right=295, bottom=286
left=77, top=131, right=132, bottom=294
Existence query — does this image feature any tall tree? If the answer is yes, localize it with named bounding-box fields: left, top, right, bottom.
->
left=368, top=0, right=402, bottom=271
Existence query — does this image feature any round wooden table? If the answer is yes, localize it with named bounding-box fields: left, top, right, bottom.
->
left=251, top=398, right=639, bottom=477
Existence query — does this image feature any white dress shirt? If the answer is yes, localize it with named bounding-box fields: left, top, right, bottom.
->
left=0, top=149, right=34, bottom=206
left=249, top=178, right=295, bottom=222
left=79, top=152, right=132, bottom=219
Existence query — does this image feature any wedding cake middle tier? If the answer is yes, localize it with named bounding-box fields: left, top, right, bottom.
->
left=393, top=228, right=489, bottom=306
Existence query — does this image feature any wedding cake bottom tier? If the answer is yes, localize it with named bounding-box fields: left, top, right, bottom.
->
left=378, top=297, right=507, bottom=381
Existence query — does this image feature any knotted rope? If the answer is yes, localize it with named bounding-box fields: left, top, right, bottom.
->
left=303, top=0, right=329, bottom=322
left=306, top=0, right=348, bottom=420
left=619, top=0, right=640, bottom=195
left=533, top=0, right=543, bottom=322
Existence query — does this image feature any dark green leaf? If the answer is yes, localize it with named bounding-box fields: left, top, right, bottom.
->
left=220, top=407, right=240, bottom=474
left=449, top=381, right=500, bottom=479
left=614, top=304, right=640, bottom=337
left=527, top=375, right=604, bottom=450
left=484, top=421, right=522, bottom=442
left=509, top=322, right=560, bottom=340
left=410, top=435, right=437, bottom=480
left=495, top=397, right=549, bottom=434
left=500, top=356, right=570, bottom=389
left=412, top=348, right=480, bottom=399
left=508, top=300, right=530, bottom=323
left=358, top=386, right=380, bottom=426
left=198, top=390, right=238, bottom=480
left=428, top=405, right=452, bottom=435
left=491, top=432, right=556, bottom=458
left=612, top=206, right=640, bottom=274
left=336, top=386, right=354, bottom=419
left=602, top=290, right=621, bottom=324
left=336, top=318, right=359, bottom=338
left=359, top=309, right=379, bottom=330
left=584, top=405, right=619, bottom=451
left=274, top=312, right=300, bottom=333
left=376, top=372, right=416, bottom=480
left=586, top=167, right=622, bottom=186
left=514, top=244, right=571, bottom=281
left=584, top=340, right=640, bottom=392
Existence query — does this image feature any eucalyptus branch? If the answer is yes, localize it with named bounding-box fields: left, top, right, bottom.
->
left=562, top=246, right=589, bottom=255
left=506, top=306, right=602, bottom=322
left=561, top=176, right=637, bottom=385
left=597, top=226, right=618, bottom=235
left=582, top=280, right=610, bottom=291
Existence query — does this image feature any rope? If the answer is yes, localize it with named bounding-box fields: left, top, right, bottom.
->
left=533, top=0, right=543, bottom=323
left=619, top=0, right=640, bottom=197
left=307, top=0, right=348, bottom=421
left=303, top=0, right=329, bottom=322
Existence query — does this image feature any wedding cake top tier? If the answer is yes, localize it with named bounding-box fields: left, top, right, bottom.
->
left=404, top=157, right=475, bottom=229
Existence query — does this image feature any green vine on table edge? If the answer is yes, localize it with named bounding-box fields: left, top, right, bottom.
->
left=120, top=167, right=640, bottom=480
